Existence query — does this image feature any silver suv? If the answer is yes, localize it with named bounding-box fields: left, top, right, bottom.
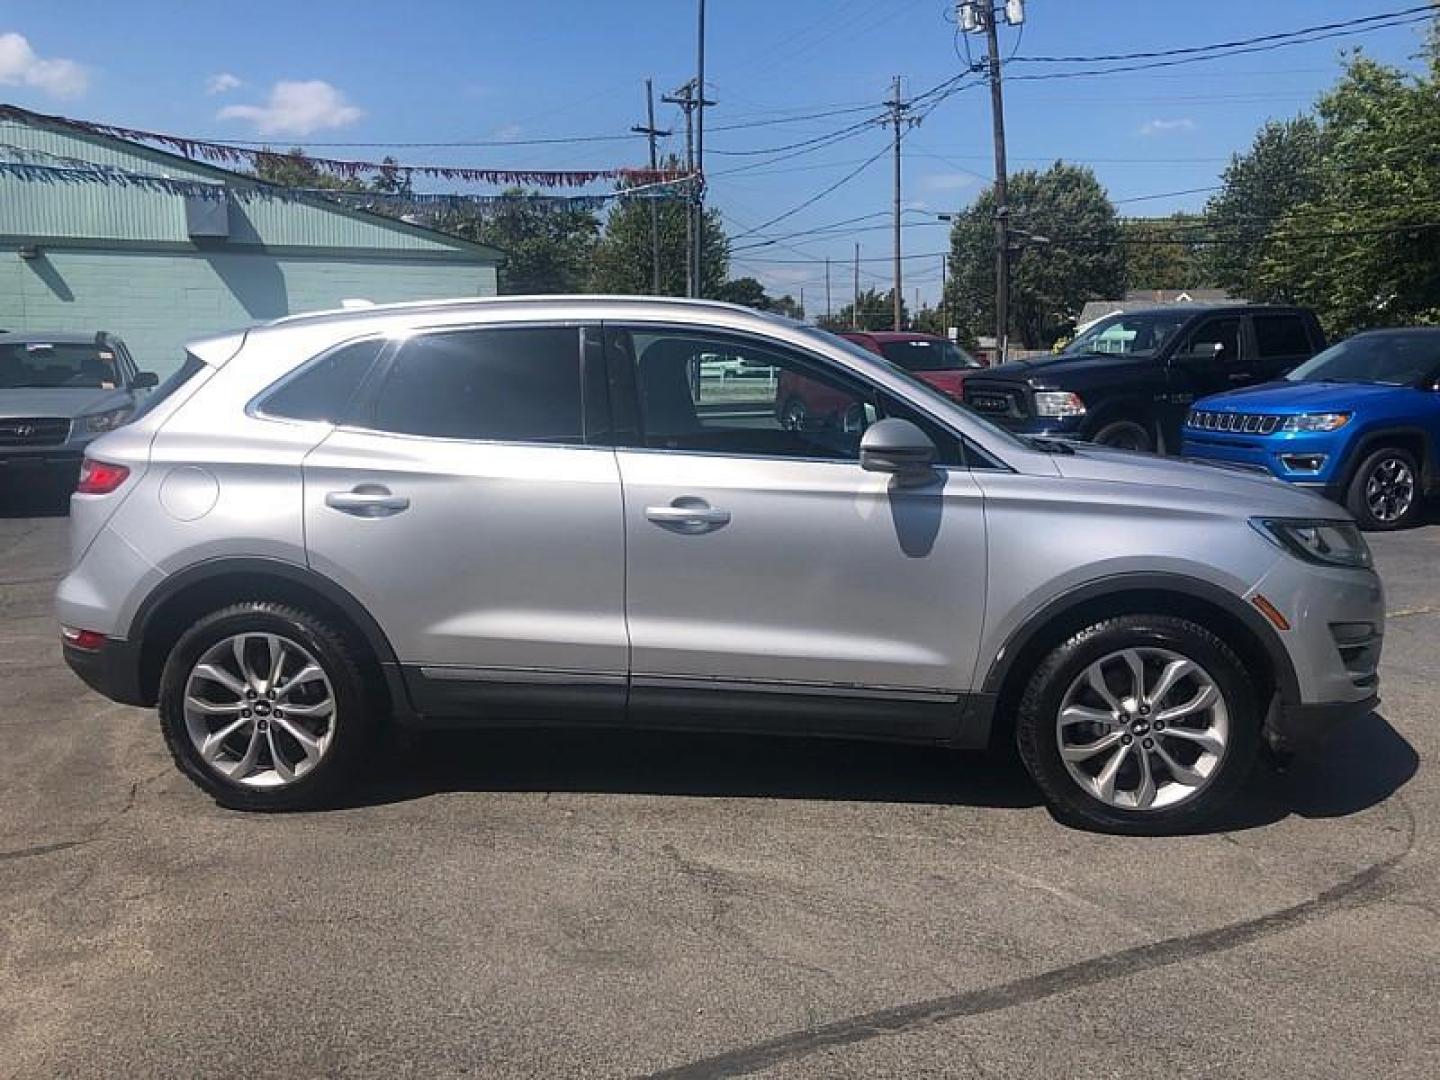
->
left=57, top=297, right=1384, bottom=832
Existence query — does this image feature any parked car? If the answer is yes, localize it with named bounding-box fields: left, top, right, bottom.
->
left=775, top=330, right=982, bottom=432
left=59, top=297, right=1381, bottom=833
left=0, top=331, right=157, bottom=485
left=961, top=305, right=1325, bottom=452
left=1183, top=327, right=1440, bottom=530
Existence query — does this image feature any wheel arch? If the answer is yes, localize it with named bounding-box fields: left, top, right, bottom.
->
left=131, top=557, right=413, bottom=718
left=1082, top=400, right=1159, bottom=445
left=980, top=573, right=1299, bottom=748
left=1340, top=425, right=1436, bottom=495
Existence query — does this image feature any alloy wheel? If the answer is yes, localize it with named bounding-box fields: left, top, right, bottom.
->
left=1365, top=456, right=1415, bottom=524
left=1055, top=646, right=1229, bottom=812
left=183, top=632, right=337, bottom=788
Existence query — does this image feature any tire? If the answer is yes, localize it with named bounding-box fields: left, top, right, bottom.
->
left=1091, top=419, right=1154, bottom=452
left=1015, top=615, right=1260, bottom=835
left=1345, top=446, right=1424, bottom=531
left=158, top=601, right=378, bottom=810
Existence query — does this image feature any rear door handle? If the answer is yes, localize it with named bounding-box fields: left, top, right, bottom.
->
left=325, top=485, right=410, bottom=517
left=645, top=499, right=731, bottom=532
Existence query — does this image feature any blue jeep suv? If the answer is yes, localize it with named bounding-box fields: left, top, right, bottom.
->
left=1182, top=328, right=1440, bottom=530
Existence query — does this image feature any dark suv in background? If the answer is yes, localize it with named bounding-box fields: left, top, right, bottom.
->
left=961, top=305, right=1325, bottom=452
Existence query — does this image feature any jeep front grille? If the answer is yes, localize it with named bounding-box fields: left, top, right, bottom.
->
left=1187, top=410, right=1283, bottom=435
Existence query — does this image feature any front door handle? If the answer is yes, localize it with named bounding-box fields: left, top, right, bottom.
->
left=645, top=498, right=731, bottom=533
left=325, top=485, right=410, bottom=517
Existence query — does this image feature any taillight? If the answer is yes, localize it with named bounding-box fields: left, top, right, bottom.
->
left=76, top=458, right=130, bottom=495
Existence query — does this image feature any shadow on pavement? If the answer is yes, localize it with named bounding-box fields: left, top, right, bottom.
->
left=337, top=709, right=1416, bottom=833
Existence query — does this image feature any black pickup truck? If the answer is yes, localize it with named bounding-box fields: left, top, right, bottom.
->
left=961, top=304, right=1326, bottom=452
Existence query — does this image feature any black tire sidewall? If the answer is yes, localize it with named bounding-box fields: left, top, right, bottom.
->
left=1017, top=615, right=1259, bottom=834
left=1092, top=419, right=1153, bottom=452
left=158, top=603, right=374, bottom=810
left=1346, top=446, right=1422, bottom=531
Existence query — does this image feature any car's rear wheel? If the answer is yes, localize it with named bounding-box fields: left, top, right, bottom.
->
left=1015, top=615, right=1259, bottom=834
left=1091, top=419, right=1153, bottom=452
left=158, top=602, right=377, bottom=810
left=1346, top=446, right=1423, bottom=531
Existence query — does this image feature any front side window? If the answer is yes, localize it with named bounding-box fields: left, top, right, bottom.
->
left=1183, top=318, right=1242, bottom=363
left=623, top=329, right=870, bottom=461
left=372, top=327, right=583, bottom=443
left=262, top=339, right=383, bottom=422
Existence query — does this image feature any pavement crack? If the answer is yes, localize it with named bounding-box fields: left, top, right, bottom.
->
left=644, top=799, right=1418, bottom=1080
left=0, top=838, right=94, bottom=862
left=1386, top=604, right=1440, bottom=619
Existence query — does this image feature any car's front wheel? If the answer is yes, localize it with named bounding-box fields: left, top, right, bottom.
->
left=1345, top=446, right=1423, bottom=530
left=1015, top=615, right=1259, bottom=834
left=158, top=602, right=377, bottom=810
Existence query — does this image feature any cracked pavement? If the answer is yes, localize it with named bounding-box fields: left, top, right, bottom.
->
left=1, top=487, right=1437, bottom=1078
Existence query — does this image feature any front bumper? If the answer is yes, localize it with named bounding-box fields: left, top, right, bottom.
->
left=1180, top=430, right=1346, bottom=497
left=1266, top=694, right=1379, bottom=757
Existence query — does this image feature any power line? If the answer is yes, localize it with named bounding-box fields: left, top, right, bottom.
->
left=730, top=143, right=890, bottom=239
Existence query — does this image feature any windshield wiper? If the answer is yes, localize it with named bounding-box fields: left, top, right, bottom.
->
left=1026, top=435, right=1075, bottom=454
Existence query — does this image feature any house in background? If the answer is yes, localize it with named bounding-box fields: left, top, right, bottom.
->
left=1077, top=288, right=1246, bottom=332
left=0, top=107, right=501, bottom=374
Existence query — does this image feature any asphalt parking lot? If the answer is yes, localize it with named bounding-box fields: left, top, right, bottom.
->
left=2, top=485, right=1437, bottom=1078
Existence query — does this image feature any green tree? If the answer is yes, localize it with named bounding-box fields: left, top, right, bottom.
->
left=828, top=287, right=908, bottom=331
left=591, top=161, right=729, bottom=296
left=1200, top=117, right=1325, bottom=300
left=1122, top=212, right=1209, bottom=291
left=1250, top=48, right=1440, bottom=333
left=432, top=191, right=600, bottom=294
left=770, top=294, right=804, bottom=320
left=252, top=147, right=365, bottom=191
left=714, top=276, right=771, bottom=309
left=944, top=162, right=1124, bottom=349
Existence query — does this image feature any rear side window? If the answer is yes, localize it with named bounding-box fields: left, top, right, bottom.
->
left=1253, top=314, right=1313, bottom=358
left=264, top=339, right=383, bottom=422
left=371, top=327, right=583, bottom=443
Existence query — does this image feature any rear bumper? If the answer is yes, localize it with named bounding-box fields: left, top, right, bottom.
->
left=62, top=636, right=149, bottom=707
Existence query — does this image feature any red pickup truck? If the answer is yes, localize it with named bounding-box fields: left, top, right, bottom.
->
left=776, top=330, right=982, bottom=431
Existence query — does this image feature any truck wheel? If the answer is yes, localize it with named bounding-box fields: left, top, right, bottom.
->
left=1015, top=615, right=1260, bottom=835
left=1345, top=446, right=1423, bottom=530
left=1092, top=419, right=1153, bottom=452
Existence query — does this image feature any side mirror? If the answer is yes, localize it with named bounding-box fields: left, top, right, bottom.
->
left=131, top=371, right=159, bottom=390
left=860, top=418, right=937, bottom=485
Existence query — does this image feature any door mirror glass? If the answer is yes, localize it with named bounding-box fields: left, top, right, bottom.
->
left=860, top=418, right=937, bottom=483
left=131, top=370, right=159, bottom=390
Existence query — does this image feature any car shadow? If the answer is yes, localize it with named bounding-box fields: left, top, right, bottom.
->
left=331, top=709, right=1416, bottom=835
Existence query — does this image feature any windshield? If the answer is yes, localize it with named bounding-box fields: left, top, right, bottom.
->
left=1064, top=312, right=1190, bottom=358
left=800, top=326, right=1031, bottom=452
left=0, top=342, right=122, bottom=390
left=877, top=338, right=980, bottom=372
left=1286, top=332, right=1440, bottom=386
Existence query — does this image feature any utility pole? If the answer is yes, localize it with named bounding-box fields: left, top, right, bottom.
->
left=694, top=0, right=708, bottom=299
left=940, top=254, right=949, bottom=338
left=799, top=286, right=805, bottom=322
left=632, top=79, right=671, bottom=295
left=825, top=257, right=832, bottom=323
left=961, top=0, right=1021, bottom=361
left=886, top=75, right=910, bottom=332
left=852, top=243, right=861, bottom=329
left=662, top=81, right=697, bottom=297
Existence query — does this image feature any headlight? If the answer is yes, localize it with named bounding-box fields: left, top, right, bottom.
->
left=1278, top=412, right=1350, bottom=433
left=1034, top=390, right=1086, bottom=418
left=80, top=406, right=134, bottom=433
left=1250, top=517, right=1372, bottom=568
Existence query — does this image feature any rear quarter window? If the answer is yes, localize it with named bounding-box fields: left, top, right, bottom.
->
left=260, top=339, right=384, bottom=423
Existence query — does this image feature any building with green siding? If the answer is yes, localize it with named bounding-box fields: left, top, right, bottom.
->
left=0, top=109, right=501, bottom=375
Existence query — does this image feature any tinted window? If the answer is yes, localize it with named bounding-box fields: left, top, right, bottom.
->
left=1064, top=312, right=1188, bottom=357
left=0, top=341, right=121, bottom=389
left=373, top=327, right=582, bottom=443
left=625, top=329, right=870, bottom=461
left=1287, top=332, right=1440, bottom=386
left=878, top=338, right=979, bottom=372
left=1254, top=315, right=1312, bottom=358
left=1185, top=318, right=1241, bottom=362
left=264, top=339, right=382, bottom=422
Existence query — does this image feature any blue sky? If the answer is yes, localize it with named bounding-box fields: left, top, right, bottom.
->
left=0, top=0, right=1432, bottom=308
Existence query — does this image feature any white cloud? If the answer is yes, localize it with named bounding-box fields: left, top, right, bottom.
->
left=0, top=31, right=88, bottom=99
left=1139, top=117, right=1196, bottom=137
left=218, top=79, right=363, bottom=136
left=205, top=72, right=242, bottom=95
left=493, top=123, right=523, bottom=140
left=920, top=172, right=980, bottom=192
